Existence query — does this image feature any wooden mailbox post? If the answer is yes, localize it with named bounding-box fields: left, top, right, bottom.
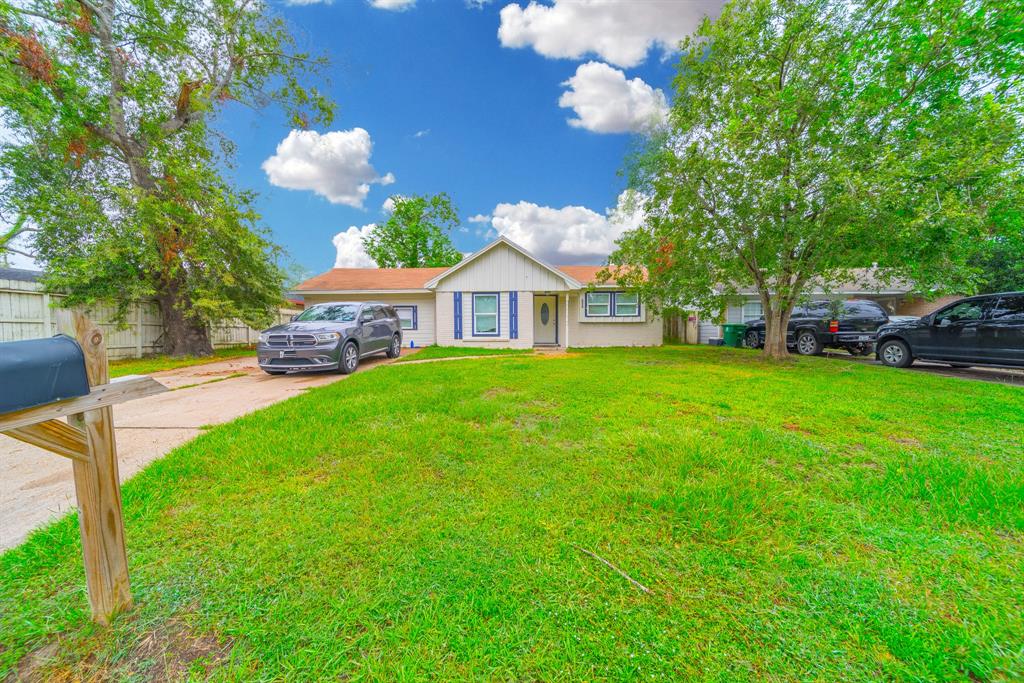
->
left=0, top=311, right=166, bottom=624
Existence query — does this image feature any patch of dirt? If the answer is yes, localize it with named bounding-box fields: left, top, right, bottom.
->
left=124, top=615, right=229, bottom=681
left=12, top=615, right=232, bottom=683
left=11, top=640, right=59, bottom=682
left=888, top=436, right=923, bottom=448
left=782, top=423, right=813, bottom=435
left=482, top=387, right=513, bottom=399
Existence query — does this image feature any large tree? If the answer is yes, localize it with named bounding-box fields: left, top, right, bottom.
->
left=612, top=0, right=1023, bottom=358
left=363, top=193, right=464, bottom=268
left=0, top=0, right=332, bottom=355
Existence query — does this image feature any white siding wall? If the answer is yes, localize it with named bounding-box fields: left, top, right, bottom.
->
left=698, top=319, right=722, bottom=344
left=566, top=292, right=662, bottom=348
left=302, top=293, right=435, bottom=349
left=433, top=244, right=572, bottom=292
left=435, top=291, right=534, bottom=349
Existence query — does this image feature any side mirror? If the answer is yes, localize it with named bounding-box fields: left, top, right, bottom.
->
left=290, top=314, right=298, bottom=321
left=936, top=317, right=951, bottom=327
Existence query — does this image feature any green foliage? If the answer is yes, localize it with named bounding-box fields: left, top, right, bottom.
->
left=0, top=0, right=333, bottom=347
left=363, top=193, right=464, bottom=268
left=2, top=347, right=1022, bottom=679
left=613, top=0, right=1023, bottom=355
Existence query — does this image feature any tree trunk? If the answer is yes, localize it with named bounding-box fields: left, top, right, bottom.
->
left=762, top=304, right=792, bottom=360
left=156, top=275, right=213, bottom=357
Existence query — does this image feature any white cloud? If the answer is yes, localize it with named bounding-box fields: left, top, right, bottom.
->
left=559, top=62, right=668, bottom=134
left=332, top=224, right=378, bottom=268
left=261, top=129, right=394, bottom=208
left=413, top=129, right=430, bottom=138
left=487, top=190, right=643, bottom=264
left=498, top=0, right=724, bottom=68
left=370, top=0, right=415, bottom=9
left=467, top=214, right=491, bottom=223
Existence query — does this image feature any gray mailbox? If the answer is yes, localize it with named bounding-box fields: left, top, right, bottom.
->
left=0, top=335, right=91, bottom=414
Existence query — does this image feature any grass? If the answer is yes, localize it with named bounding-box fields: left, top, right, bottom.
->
left=108, top=346, right=254, bottom=378
left=395, top=344, right=533, bottom=362
left=2, top=346, right=1022, bottom=680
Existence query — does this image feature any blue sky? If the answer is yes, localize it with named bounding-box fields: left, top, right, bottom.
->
left=217, top=0, right=722, bottom=274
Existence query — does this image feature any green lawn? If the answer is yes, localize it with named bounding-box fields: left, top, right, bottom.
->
left=395, top=344, right=534, bottom=362
left=2, top=347, right=1022, bottom=680
left=109, top=346, right=255, bottom=378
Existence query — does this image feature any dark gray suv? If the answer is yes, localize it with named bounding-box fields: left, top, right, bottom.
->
left=257, top=302, right=402, bottom=375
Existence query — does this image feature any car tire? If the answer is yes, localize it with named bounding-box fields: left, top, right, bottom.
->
left=744, top=329, right=761, bottom=349
left=263, top=369, right=287, bottom=375
left=339, top=341, right=360, bottom=375
left=795, top=330, right=822, bottom=356
left=385, top=334, right=402, bottom=359
left=879, top=339, right=914, bottom=368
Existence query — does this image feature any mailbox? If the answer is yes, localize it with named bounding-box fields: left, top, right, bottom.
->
left=0, top=335, right=91, bottom=414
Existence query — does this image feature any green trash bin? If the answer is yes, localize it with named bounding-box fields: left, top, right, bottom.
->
left=722, top=323, right=746, bottom=348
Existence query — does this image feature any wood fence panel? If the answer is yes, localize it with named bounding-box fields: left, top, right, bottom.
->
left=0, top=277, right=297, bottom=359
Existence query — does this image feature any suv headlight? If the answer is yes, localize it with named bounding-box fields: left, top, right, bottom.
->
left=258, top=332, right=269, bottom=344
left=315, top=332, right=341, bottom=344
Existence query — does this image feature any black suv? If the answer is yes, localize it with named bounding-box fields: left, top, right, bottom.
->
left=744, top=299, right=890, bottom=356
left=876, top=292, right=1024, bottom=369
left=257, top=302, right=402, bottom=375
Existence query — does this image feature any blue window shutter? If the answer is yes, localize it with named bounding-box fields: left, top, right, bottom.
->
left=510, top=292, right=518, bottom=339
left=454, top=292, right=462, bottom=339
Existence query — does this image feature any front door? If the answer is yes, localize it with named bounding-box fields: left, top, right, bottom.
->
left=534, top=295, right=558, bottom=345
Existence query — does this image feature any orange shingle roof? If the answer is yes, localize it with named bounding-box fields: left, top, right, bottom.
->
left=295, top=267, right=450, bottom=291
left=294, top=263, right=642, bottom=291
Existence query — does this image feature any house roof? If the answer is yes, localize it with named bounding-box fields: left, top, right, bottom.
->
left=0, top=267, right=43, bottom=283
left=294, top=266, right=449, bottom=292
left=735, top=268, right=915, bottom=296
left=292, top=237, right=646, bottom=294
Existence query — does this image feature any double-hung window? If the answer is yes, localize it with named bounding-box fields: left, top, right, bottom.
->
left=614, top=292, right=640, bottom=317
left=586, top=291, right=640, bottom=318
left=394, top=305, right=417, bottom=330
left=472, top=293, right=499, bottom=336
left=741, top=301, right=763, bottom=322
left=585, top=292, right=611, bottom=316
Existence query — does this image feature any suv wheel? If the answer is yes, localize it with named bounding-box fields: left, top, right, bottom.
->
left=339, top=341, right=360, bottom=375
left=744, top=329, right=761, bottom=349
left=879, top=339, right=913, bottom=368
left=386, top=334, right=401, bottom=359
left=796, top=330, right=822, bottom=356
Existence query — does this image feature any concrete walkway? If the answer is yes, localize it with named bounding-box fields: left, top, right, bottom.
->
left=0, top=351, right=405, bottom=550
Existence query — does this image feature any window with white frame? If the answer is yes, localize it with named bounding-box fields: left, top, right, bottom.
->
left=585, top=291, right=611, bottom=316
left=394, top=305, right=417, bottom=330
left=741, top=301, right=763, bottom=322
left=472, top=293, right=499, bottom=335
left=614, top=292, right=640, bottom=317
left=586, top=291, right=640, bottom=317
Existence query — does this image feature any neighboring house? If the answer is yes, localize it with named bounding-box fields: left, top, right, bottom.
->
left=294, top=236, right=662, bottom=349
left=696, top=270, right=961, bottom=344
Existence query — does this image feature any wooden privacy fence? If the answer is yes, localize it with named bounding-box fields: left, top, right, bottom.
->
left=1, top=273, right=299, bottom=358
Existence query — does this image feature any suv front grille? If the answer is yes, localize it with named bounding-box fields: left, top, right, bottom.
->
left=267, top=334, right=318, bottom=347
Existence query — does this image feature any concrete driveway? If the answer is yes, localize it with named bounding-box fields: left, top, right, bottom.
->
left=0, top=351, right=405, bottom=550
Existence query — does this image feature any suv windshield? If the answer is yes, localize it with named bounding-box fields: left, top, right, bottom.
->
left=294, top=304, right=359, bottom=322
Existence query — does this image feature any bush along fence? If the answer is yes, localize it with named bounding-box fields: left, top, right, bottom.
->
left=0, top=270, right=298, bottom=359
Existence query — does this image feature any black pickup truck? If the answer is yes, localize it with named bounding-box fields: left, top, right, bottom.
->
left=743, top=299, right=891, bottom=355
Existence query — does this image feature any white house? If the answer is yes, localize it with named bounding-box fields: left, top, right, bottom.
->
left=294, top=237, right=662, bottom=349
